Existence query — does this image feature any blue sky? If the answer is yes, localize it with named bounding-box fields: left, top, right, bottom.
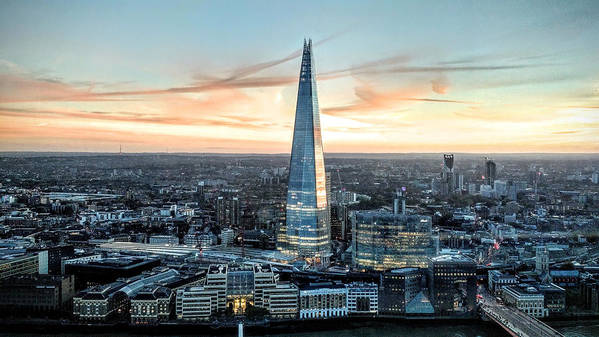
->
left=1, top=0, right=598, bottom=152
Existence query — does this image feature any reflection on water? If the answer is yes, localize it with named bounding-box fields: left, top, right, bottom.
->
left=266, top=323, right=508, bottom=337
left=0, top=323, right=597, bottom=337
left=558, top=324, right=599, bottom=337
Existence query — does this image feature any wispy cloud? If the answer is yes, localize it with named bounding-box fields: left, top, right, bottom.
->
left=552, top=130, right=580, bottom=134
left=323, top=84, right=475, bottom=116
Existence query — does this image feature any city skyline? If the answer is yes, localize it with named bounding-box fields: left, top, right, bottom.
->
left=1, top=1, right=598, bottom=153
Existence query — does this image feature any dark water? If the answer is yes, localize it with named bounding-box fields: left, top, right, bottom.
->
left=266, top=323, right=599, bottom=337
left=266, top=322, right=506, bottom=337
left=1, top=324, right=598, bottom=337
left=558, top=325, right=599, bottom=337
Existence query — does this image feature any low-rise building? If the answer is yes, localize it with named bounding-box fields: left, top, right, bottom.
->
left=580, top=274, right=599, bottom=312
left=346, top=282, right=378, bottom=315
left=176, top=286, right=219, bottom=321
left=549, top=270, right=579, bottom=288
left=263, top=282, right=298, bottom=319
left=488, top=270, right=518, bottom=295
left=299, top=282, right=347, bottom=319
left=502, top=285, right=548, bottom=318
left=72, top=281, right=130, bottom=321
left=0, top=274, right=75, bottom=315
left=0, top=251, right=43, bottom=279
left=149, top=235, right=179, bottom=245
left=175, top=263, right=285, bottom=320
left=64, top=255, right=161, bottom=290
left=537, top=283, right=566, bottom=315
left=130, top=286, right=174, bottom=324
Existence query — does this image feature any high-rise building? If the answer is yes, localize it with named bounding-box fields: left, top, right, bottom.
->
left=441, top=154, right=455, bottom=196
left=352, top=212, right=433, bottom=270
left=217, top=196, right=240, bottom=228
left=485, top=158, right=497, bottom=186
left=280, top=39, right=330, bottom=263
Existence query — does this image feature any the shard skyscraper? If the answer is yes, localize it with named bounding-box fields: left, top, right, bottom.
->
left=278, top=39, right=330, bottom=263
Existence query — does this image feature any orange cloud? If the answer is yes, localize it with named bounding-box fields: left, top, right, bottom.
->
left=323, top=83, right=474, bottom=116
left=0, top=74, right=123, bottom=103
left=431, top=74, right=449, bottom=94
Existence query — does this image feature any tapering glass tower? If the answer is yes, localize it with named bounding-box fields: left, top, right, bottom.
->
left=279, top=39, right=330, bottom=262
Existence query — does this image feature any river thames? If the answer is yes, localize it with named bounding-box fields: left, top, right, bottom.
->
left=2, top=322, right=598, bottom=337
left=267, top=323, right=599, bottom=337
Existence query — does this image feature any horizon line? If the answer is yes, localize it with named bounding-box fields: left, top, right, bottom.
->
left=1, top=151, right=598, bottom=155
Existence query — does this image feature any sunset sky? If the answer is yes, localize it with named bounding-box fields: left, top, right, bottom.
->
left=1, top=0, right=598, bottom=153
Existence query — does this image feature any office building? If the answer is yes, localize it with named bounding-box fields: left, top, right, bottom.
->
left=217, top=196, right=240, bottom=227
left=149, top=235, right=179, bottom=245
left=331, top=204, right=349, bottom=241
left=580, top=274, right=599, bottom=312
left=205, top=264, right=228, bottom=313
left=253, top=263, right=276, bottom=308
left=550, top=270, right=579, bottom=288
left=176, top=285, right=219, bottom=321
left=502, top=285, right=548, bottom=318
left=130, top=285, right=174, bottom=324
left=281, top=39, right=330, bottom=263
left=441, top=154, right=455, bottom=196
left=379, top=268, right=426, bottom=315
left=299, top=282, right=347, bottom=319
left=221, top=228, right=235, bottom=247
left=485, top=158, right=497, bottom=186
left=352, top=212, right=433, bottom=270
left=72, top=281, right=130, bottom=321
left=537, top=283, right=566, bottom=315
left=494, top=180, right=508, bottom=198
left=428, top=255, right=477, bottom=316
left=31, top=245, right=74, bottom=275
left=346, top=282, right=378, bottom=315
left=0, top=251, right=43, bottom=280
left=175, top=263, right=282, bottom=320
left=64, top=255, right=161, bottom=290
left=0, top=274, right=75, bottom=315
left=263, top=282, right=299, bottom=319
left=488, top=270, right=518, bottom=295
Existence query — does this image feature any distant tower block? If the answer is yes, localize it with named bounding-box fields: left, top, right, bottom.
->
left=441, top=154, right=455, bottom=196
left=485, top=158, right=497, bottom=186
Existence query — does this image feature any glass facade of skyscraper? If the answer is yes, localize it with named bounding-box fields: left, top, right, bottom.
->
left=352, top=212, right=433, bottom=270
left=279, top=39, right=330, bottom=261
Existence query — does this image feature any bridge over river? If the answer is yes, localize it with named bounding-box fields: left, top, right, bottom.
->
left=479, top=292, right=564, bottom=337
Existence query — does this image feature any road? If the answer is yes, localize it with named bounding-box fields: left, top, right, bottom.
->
left=479, top=289, right=564, bottom=337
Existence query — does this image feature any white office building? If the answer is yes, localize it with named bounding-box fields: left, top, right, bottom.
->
left=502, top=285, right=548, bottom=318
left=299, top=283, right=348, bottom=319
left=346, top=282, right=378, bottom=315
